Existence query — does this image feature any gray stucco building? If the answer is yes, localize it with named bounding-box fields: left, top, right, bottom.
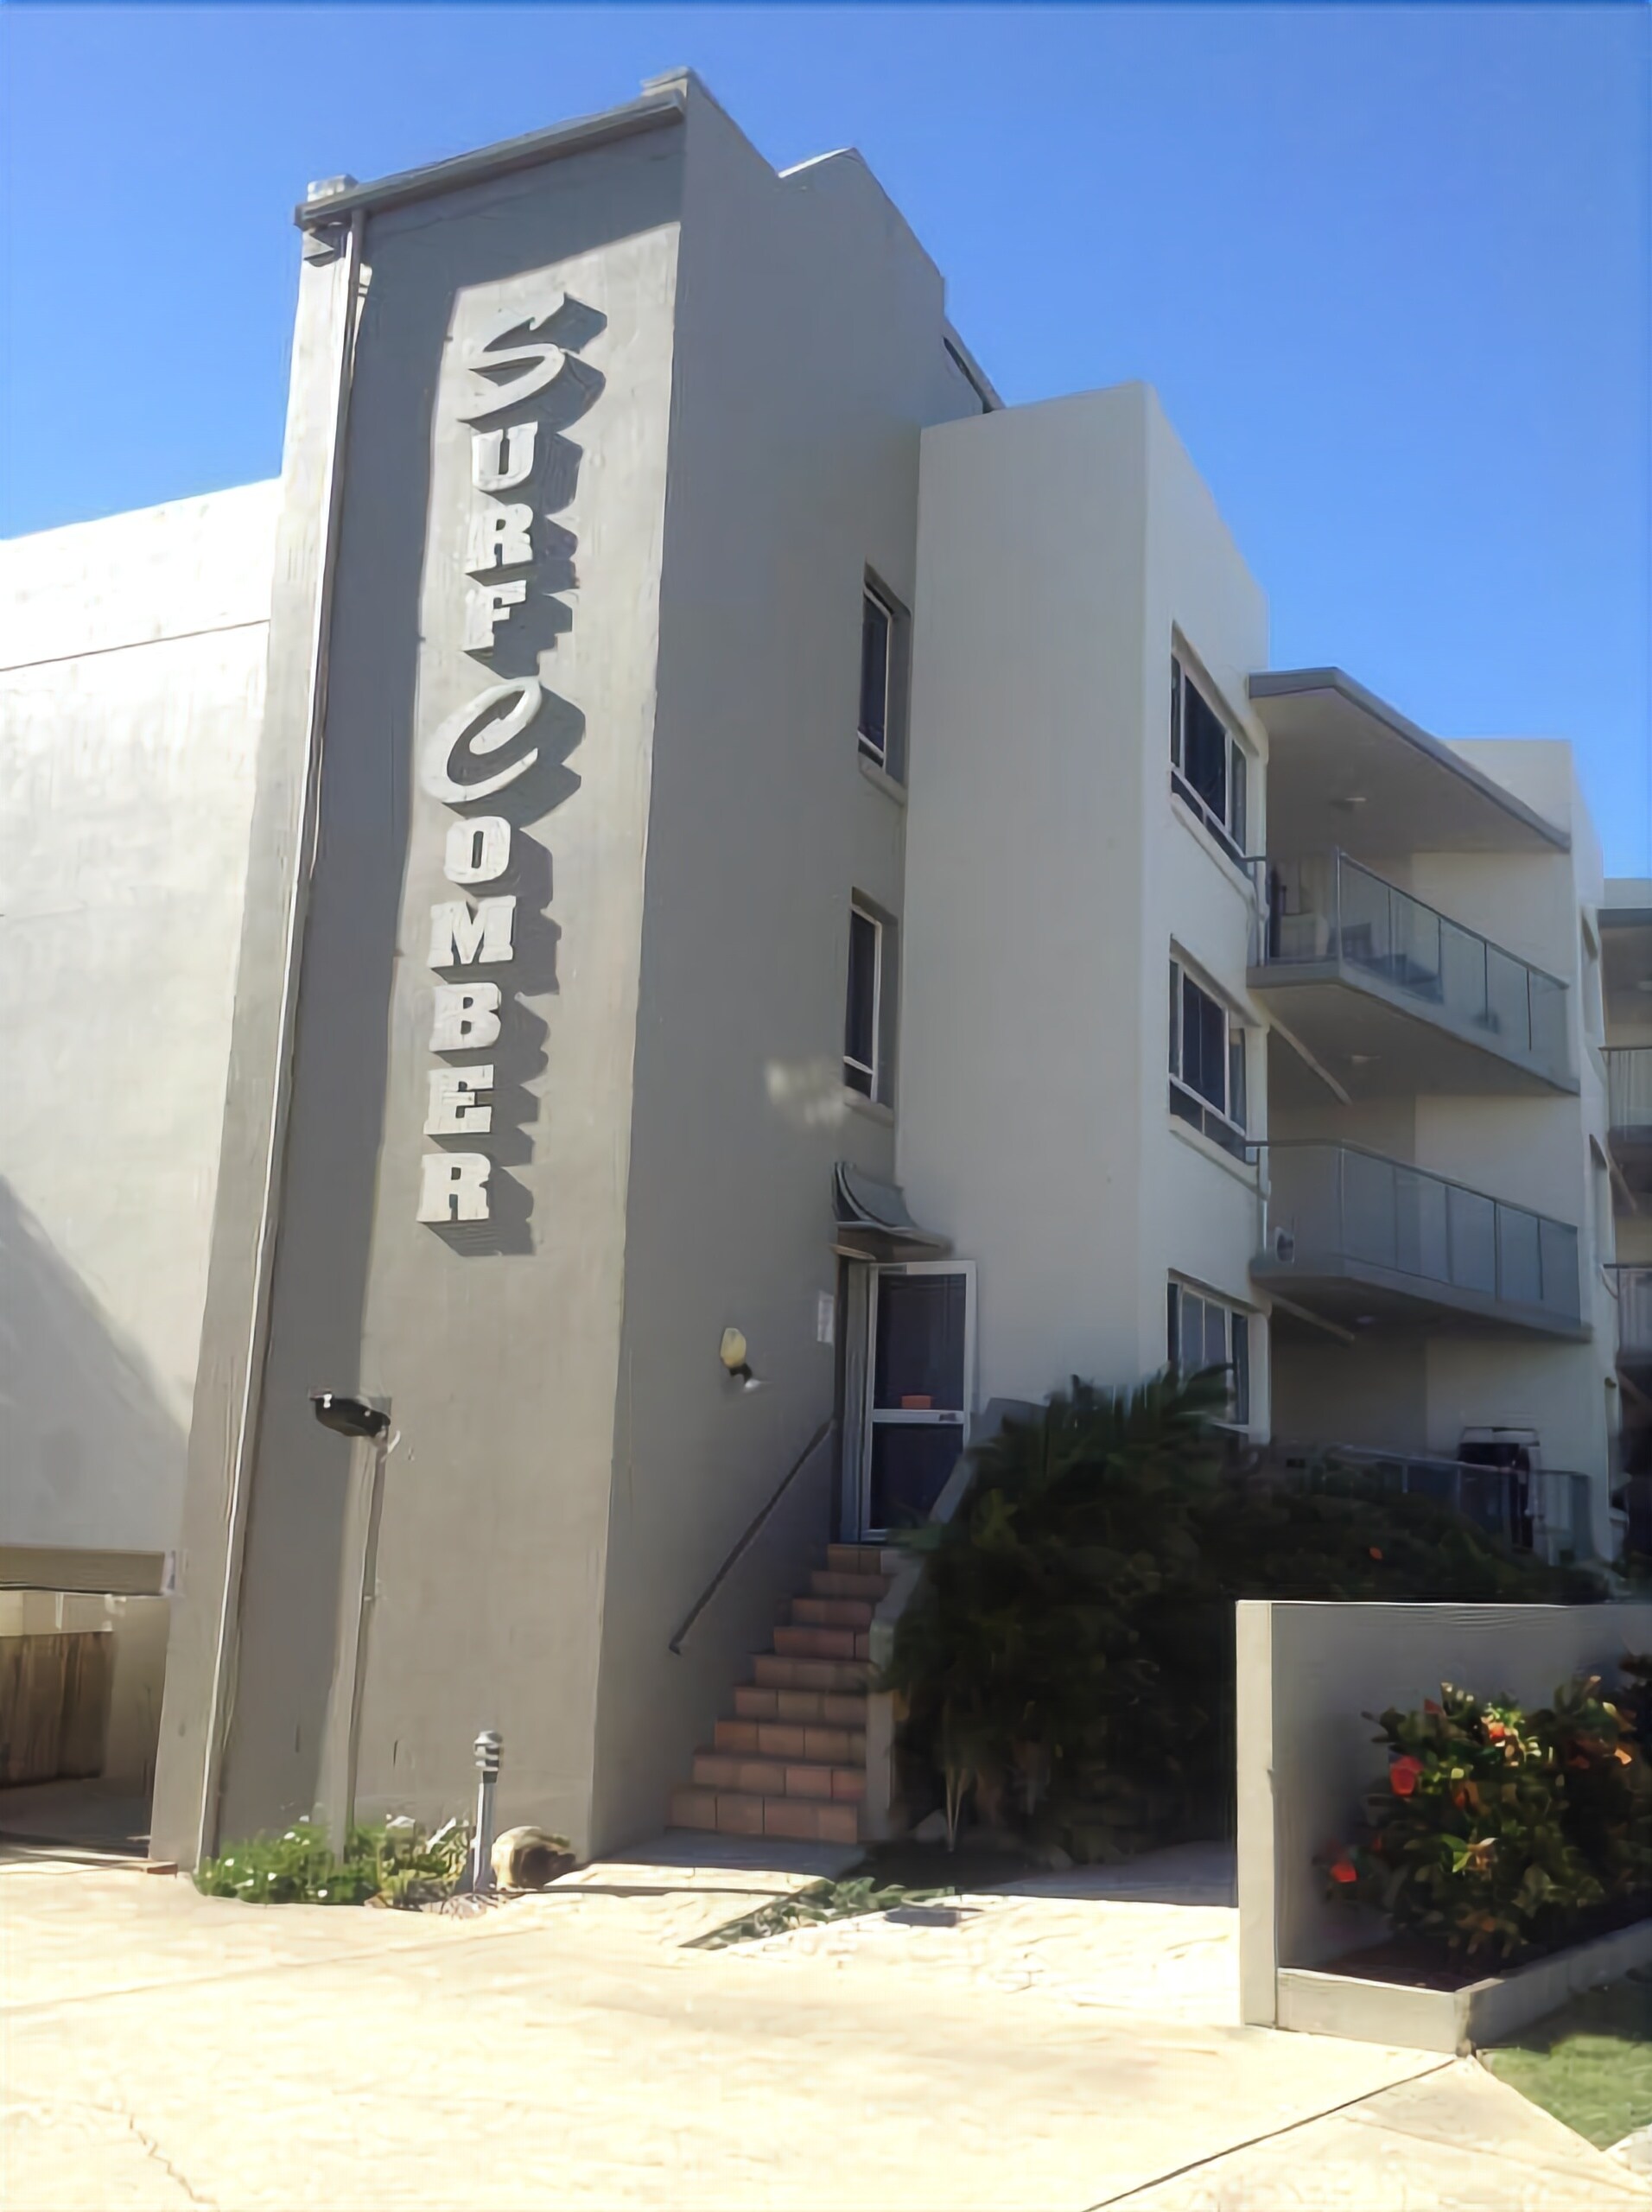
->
left=4, top=73, right=1644, bottom=1866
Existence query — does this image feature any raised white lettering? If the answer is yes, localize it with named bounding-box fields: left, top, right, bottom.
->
left=460, top=306, right=569, bottom=422
left=443, top=817, right=511, bottom=885
left=465, top=579, right=526, bottom=652
left=429, top=982, right=503, bottom=1052
left=467, top=503, right=533, bottom=575
left=471, top=422, right=538, bottom=492
left=424, top=1065, right=495, bottom=1136
left=416, top=1151, right=492, bottom=1224
left=428, top=896, right=516, bottom=968
left=419, top=677, right=541, bottom=804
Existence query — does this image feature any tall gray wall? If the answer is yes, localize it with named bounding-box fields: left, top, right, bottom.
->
left=156, top=118, right=687, bottom=1860
left=0, top=486, right=276, bottom=1561
left=591, top=87, right=982, bottom=1847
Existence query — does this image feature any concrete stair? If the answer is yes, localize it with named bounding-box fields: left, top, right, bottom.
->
left=669, top=1543, right=893, bottom=1845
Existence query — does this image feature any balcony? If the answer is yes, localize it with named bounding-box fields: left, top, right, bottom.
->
left=1249, top=853, right=1575, bottom=1102
left=1609, top=1266, right=1652, bottom=1393
left=1255, top=1141, right=1585, bottom=1338
left=1606, top=1049, right=1652, bottom=1198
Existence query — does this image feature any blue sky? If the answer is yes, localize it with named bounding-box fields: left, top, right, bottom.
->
left=3, top=4, right=1648, bottom=868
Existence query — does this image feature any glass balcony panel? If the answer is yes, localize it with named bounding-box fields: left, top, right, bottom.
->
left=1608, top=1050, right=1652, bottom=1133
left=1539, top=1218, right=1581, bottom=1323
left=1439, top=918, right=1490, bottom=1029
left=1484, top=944, right=1533, bottom=1054
left=1337, top=861, right=1394, bottom=979
left=1446, top=1185, right=1497, bottom=1294
left=1395, top=1169, right=1449, bottom=1279
left=1528, top=974, right=1567, bottom=1077
left=1616, top=1268, right=1652, bottom=1358
left=1498, top=1207, right=1542, bottom=1306
left=1340, top=1149, right=1398, bottom=1269
left=1252, top=855, right=1572, bottom=1087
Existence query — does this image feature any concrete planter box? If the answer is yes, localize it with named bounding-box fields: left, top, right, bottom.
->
left=1277, top=1914, right=1652, bottom=2056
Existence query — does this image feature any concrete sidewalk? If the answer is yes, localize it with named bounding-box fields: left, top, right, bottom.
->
left=1, top=1844, right=1642, bottom=2209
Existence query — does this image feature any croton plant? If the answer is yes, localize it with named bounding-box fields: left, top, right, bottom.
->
left=1325, top=1669, right=1652, bottom=1965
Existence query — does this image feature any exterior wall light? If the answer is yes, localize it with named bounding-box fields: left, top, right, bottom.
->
left=720, top=1327, right=757, bottom=1387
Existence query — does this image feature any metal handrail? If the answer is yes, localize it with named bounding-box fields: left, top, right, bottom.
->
left=668, top=1417, right=837, bottom=1655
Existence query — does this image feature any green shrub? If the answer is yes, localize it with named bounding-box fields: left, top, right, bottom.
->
left=883, top=1371, right=1602, bottom=1862
left=195, top=1815, right=471, bottom=1907
left=1325, top=1676, right=1652, bottom=1965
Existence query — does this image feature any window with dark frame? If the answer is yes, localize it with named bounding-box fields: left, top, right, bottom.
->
left=1170, top=653, right=1249, bottom=863
left=1168, top=957, right=1249, bottom=1160
left=859, top=587, right=894, bottom=766
left=1166, top=1280, right=1251, bottom=1425
left=844, top=903, right=882, bottom=1098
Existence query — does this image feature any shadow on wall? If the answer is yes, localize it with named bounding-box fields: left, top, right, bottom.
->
left=0, top=1179, right=185, bottom=1554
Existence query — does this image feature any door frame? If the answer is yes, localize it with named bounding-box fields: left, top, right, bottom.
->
left=858, top=1259, right=977, bottom=1539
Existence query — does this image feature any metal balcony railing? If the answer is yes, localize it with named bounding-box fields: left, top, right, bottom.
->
left=1264, top=1444, right=1597, bottom=1560
left=1254, top=853, right=1573, bottom=1086
left=1606, top=1048, right=1652, bottom=1136
left=1263, top=1141, right=1583, bottom=1327
left=1607, top=1266, right=1652, bottom=1366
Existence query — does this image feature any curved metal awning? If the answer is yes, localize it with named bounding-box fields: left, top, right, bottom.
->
left=831, top=1163, right=950, bottom=1260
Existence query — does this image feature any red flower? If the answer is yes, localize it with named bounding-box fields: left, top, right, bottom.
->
left=1369, top=1547, right=1384, bottom=1562
left=1485, top=1720, right=1506, bottom=1742
left=1330, top=1859, right=1359, bottom=1885
left=1390, top=1756, right=1424, bottom=1796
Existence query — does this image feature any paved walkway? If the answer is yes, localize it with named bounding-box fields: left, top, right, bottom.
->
left=1, top=1839, right=1642, bottom=2209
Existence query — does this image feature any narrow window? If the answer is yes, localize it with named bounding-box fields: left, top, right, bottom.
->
left=1169, top=957, right=1249, bottom=1160
left=859, top=588, right=893, bottom=766
left=1169, top=1279, right=1251, bottom=1425
left=844, top=904, right=882, bottom=1097
left=1170, top=652, right=1250, bottom=865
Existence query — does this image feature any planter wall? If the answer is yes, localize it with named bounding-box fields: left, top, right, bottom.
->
left=1236, top=1597, right=1652, bottom=2042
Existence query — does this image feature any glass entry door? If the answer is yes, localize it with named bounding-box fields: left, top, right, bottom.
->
left=861, top=1262, right=975, bottom=1535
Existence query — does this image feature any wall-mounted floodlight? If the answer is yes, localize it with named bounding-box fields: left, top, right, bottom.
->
left=309, top=1391, right=391, bottom=1442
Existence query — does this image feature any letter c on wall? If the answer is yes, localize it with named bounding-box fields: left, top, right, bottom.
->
left=420, top=677, right=542, bottom=804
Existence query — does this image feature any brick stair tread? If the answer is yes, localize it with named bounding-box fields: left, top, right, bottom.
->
left=810, top=1570, right=891, bottom=1601
left=791, top=1596, right=874, bottom=1629
left=734, top=1685, right=867, bottom=1726
left=715, top=1717, right=866, bottom=1762
left=692, top=1751, right=867, bottom=1802
left=772, top=1624, right=869, bottom=1661
left=753, top=1654, right=873, bottom=1693
left=669, top=1785, right=859, bottom=1846
left=826, top=1543, right=897, bottom=1573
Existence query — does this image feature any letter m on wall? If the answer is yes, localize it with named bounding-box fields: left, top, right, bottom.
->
left=428, top=896, right=516, bottom=968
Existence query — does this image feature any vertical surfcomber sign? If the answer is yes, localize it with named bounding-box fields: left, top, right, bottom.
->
left=413, top=296, right=596, bottom=1229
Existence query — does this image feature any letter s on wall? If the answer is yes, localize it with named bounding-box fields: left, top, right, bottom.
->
left=420, top=677, right=542, bottom=804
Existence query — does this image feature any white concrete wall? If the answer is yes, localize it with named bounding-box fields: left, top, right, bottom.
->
left=0, top=486, right=276, bottom=1554
left=594, top=87, right=982, bottom=1847
left=899, top=385, right=1268, bottom=1420
left=1236, top=1598, right=1652, bottom=2024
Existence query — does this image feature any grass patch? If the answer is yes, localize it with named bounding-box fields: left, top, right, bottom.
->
left=694, top=1873, right=957, bottom=1950
left=1484, top=1970, right=1652, bottom=2149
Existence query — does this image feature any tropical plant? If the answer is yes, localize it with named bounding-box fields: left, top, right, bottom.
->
left=1323, top=1683, right=1612, bottom=1964
left=883, top=1369, right=1603, bottom=1861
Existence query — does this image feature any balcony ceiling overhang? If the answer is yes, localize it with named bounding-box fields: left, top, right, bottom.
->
left=1253, top=1257, right=1590, bottom=1344
left=1248, top=670, right=1571, bottom=859
left=1257, top=982, right=1578, bottom=1105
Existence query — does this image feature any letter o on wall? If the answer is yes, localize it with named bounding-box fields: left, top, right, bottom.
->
left=420, top=677, right=542, bottom=804
left=444, top=817, right=511, bottom=885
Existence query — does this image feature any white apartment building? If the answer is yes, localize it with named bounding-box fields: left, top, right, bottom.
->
left=0, top=73, right=1642, bottom=1864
